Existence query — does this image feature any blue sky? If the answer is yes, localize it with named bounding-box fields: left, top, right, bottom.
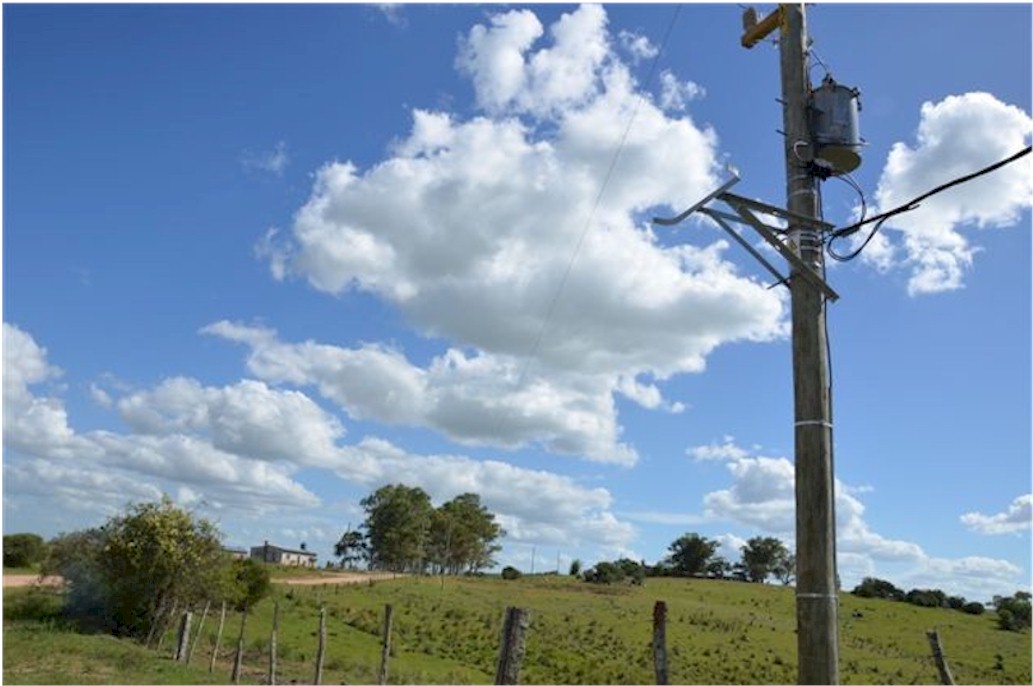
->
left=3, top=3, right=1030, bottom=602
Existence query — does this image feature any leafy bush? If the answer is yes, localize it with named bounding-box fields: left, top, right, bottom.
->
left=501, top=566, right=522, bottom=580
left=993, top=592, right=1031, bottom=631
left=962, top=601, right=986, bottom=615
left=4, top=533, right=48, bottom=569
left=44, top=495, right=230, bottom=639
left=851, top=577, right=906, bottom=601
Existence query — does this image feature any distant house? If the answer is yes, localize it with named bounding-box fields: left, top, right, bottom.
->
left=222, top=547, right=249, bottom=561
left=250, top=541, right=317, bottom=567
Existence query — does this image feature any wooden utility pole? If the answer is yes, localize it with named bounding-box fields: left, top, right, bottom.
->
left=744, top=4, right=839, bottom=683
left=781, top=5, right=839, bottom=683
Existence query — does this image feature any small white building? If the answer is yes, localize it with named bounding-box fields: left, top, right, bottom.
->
left=250, top=541, right=317, bottom=567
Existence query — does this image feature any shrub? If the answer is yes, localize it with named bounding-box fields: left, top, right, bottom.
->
left=44, top=495, right=229, bottom=639
left=962, top=602, right=986, bottom=615
left=501, top=566, right=522, bottom=580
left=3, top=533, right=47, bottom=569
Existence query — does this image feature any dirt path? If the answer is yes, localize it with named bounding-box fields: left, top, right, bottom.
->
left=3, top=574, right=63, bottom=588
left=273, top=572, right=401, bottom=586
left=3, top=571, right=401, bottom=588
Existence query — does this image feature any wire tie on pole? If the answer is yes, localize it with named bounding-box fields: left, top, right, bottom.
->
left=795, top=420, right=833, bottom=429
left=796, top=593, right=839, bottom=601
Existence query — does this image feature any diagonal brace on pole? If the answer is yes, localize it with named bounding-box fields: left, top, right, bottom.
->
left=723, top=196, right=839, bottom=302
left=652, top=179, right=839, bottom=302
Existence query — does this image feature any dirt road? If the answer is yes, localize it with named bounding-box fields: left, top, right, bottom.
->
left=273, top=571, right=401, bottom=586
left=2, top=572, right=400, bottom=588
left=2, top=575, right=63, bottom=588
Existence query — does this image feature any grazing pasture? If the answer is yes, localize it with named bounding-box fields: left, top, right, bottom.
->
left=4, top=574, right=1030, bottom=684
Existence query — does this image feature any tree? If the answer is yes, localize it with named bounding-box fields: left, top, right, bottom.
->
left=583, top=561, right=624, bottom=584
left=773, top=552, right=796, bottom=586
left=3, top=533, right=47, bottom=569
left=569, top=559, right=582, bottom=577
left=905, top=588, right=947, bottom=608
left=993, top=592, right=1032, bottom=631
left=427, top=493, right=503, bottom=575
left=501, top=565, right=522, bottom=580
left=361, top=484, right=434, bottom=573
left=739, top=536, right=790, bottom=583
left=851, top=577, right=905, bottom=601
left=334, top=530, right=366, bottom=570
left=44, top=496, right=229, bottom=640
left=962, top=601, right=986, bottom=615
left=228, top=558, right=271, bottom=611
left=665, top=533, right=720, bottom=577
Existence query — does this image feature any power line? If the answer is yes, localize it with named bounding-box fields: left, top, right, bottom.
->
left=825, top=145, right=1032, bottom=262
left=513, top=4, right=683, bottom=389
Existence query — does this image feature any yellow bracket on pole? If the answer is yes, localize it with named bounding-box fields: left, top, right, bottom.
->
left=741, top=5, right=784, bottom=48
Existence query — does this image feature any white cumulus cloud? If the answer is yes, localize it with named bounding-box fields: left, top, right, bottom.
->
left=862, top=92, right=1032, bottom=295
left=961, top=494, right=1032, bottom=535
left=257, top=5, right=788, bottom=465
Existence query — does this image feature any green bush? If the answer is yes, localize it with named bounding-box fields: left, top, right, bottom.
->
left=962, top=601, right=986, bottom=615
left=43, top=495, right=229, bottom=639
left=3, top=533, right=47, bottom=569
left=501, top=566, right=522, bottom=580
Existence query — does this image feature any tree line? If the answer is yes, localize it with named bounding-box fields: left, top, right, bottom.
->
left=580, top=533, right=795, bottom=586
left=334, top=484, right=504, bottom=575
left=851, top=576, right=1031, bottom=631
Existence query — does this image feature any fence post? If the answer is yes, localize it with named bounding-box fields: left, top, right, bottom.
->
left=926, top=629, right=955, bottom=685
left=269, top=601, right=279, bottom=686
left=231, top=606, right=248, bottom=685
left=209, top=601, right=227, bottom=674
left=187, top=600, right=211, bottom=665
left=494, top=606, right=530, bottom=685
left=314, top=605, right=327, bottom=685
left=378, top=603, right=394, bottom=685
left=157, top=599, right=179, bottom=651
left=174, top=610, right=193, bottom=662
left=146, top=597, right=169, bottom=647
left=652, top=601, right=668, bottom=685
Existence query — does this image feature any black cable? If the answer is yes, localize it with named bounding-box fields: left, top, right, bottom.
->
left=831, top=145, right=1032, bottom=241
left=827, top=215, right=890, bottom=263
left=825, top=171, right=874, bottom=262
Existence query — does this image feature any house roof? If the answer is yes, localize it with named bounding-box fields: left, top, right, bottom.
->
left=252, top=543, right=317, bottom=557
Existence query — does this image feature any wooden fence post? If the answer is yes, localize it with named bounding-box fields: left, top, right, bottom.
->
left=187, top=600, right=211, bottom=665
left=269, top=601, right=280, bottom=686
left=378, top=603, right=394, bottom=685
left=652, top=601, right=668, bottom=685
left=174, top=610, right=193, bottom=662
left=314, top=605, right=327, bottom=685
left=926, top=629, right=955, bottom=685
left=157, top=599, right=179, bottom=652
left=209, top=601, right=227, bottom=674
left=231, top=606, right=248, bottom=685
left=494, top=606, right=530, bottom=685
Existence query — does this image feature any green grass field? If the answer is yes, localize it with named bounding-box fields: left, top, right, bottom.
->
left=4, top=575, right=1030, bottom=684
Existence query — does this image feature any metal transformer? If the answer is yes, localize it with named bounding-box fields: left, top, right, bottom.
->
left=809, top=75, right=863, bottom=175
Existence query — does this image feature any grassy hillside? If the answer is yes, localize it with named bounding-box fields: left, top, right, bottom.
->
left=5, top=575, right=1030, bottom=684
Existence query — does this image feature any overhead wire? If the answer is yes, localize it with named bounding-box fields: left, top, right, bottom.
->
left=825, top=145, right=1032, bottom=262
left=512, top=3, right=684, bottom=390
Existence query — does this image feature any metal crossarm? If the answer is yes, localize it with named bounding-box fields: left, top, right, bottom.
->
left=725, top=200, right=840, bottom=302
left=651, top=176, right=839, bottom=302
